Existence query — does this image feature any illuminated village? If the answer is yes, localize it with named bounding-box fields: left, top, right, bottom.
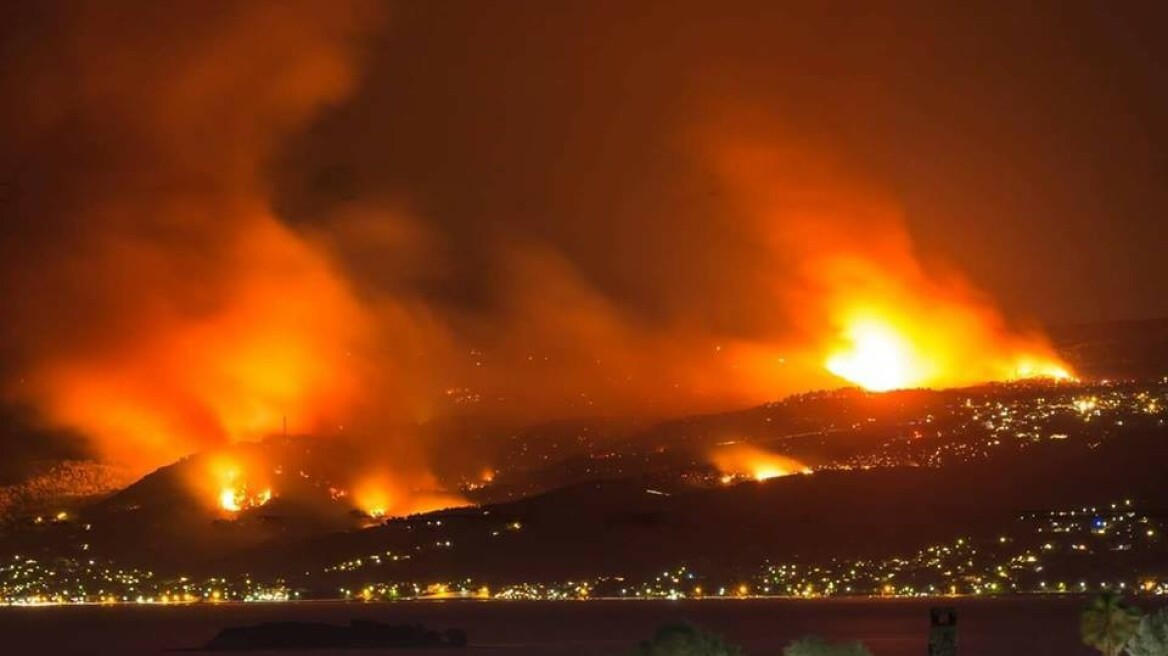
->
left=3, top=493, right=1165, bottom=606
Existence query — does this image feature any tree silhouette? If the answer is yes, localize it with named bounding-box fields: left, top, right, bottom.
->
left=633, top=622, right=741, bottom=656
left=1127, top=607, right=1168, bottom=656
left=1081, top=592, right=1143, bottom=656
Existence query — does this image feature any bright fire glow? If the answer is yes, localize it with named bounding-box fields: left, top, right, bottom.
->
left=825, top=317, right=920, bottom=392
left=25, top=218, right=371, bottom=473
left=353, top=478, right=392, bottom=519
left=352, top=473, right=468, bottom=520
left=704, top=124, right=1074, bottom=396
left=823, top=308, right=1073, bottom=392
left=219, top=487, right=241, bottom=513
left=218, top=484, right=272, bottom=513
left=709, top=443, right=811, bottom=483
left=203, top=454, right=273, bottom=514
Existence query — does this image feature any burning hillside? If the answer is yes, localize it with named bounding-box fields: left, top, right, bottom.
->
left=182, top=440, right=468, bottom=522
left=699, top=111, right=1073, bottom=392
left=0, top=1, right=1074, bottom=514
left=708, top=443, right=812, bottom=484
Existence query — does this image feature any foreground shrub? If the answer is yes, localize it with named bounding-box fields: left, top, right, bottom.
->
left=1127, top=608, right=1168, bottom=656
left=633, top=622, right=742, bottom=656
left=1081, top=592, right=1143, bottom=656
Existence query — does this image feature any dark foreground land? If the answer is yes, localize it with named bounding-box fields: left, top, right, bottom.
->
left=0, top=597, right=1107, bottom=655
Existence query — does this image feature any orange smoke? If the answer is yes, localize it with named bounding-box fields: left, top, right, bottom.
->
left=1, top=1, right=385, bottom=472
left=448, top=245, right=806, bottom=419
left=352, top=472, right=466, bottom=519
left=29, top=218, right=370, bottom=468
left=702, top=112, right=1073, bottom=392
left=709, top=443, right=811, bottom=483
left=823, top=301, right=1071, bottom=392
left=352, top=475, right=393, bottom=518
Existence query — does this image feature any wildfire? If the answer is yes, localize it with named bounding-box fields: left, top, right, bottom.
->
left=219, top=487, right=241, bottom=512
left=218, top=484, right=272, bottom=514
left=823, top=307, right=1072, bottom=392
left=826, top=317, right=921, bottom=392
left=709, top=443, right=811, bottom=483
left=352, top=473, right=468, bottom=520
left=353, top=477, right=392, bottom=519
left=203, top=454, right=273, bottom=514
left=703, top=119, right=1074, bottom=396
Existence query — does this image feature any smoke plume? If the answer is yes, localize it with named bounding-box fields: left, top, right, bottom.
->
left=0, top=3, right=1069, bottom=487
left=0, top=1, right=386, bottom=470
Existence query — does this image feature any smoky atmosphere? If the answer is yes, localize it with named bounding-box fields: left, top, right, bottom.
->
left=1, top=3, right=1167, bottom=656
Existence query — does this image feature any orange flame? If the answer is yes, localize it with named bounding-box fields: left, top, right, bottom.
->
left=709, top=443, right=811, bottom=483
left=352, top=473, right=467, bottom=519
left=200, top=452, right=274, bottom=514
left=218, top=485, right=272, bottom=514
left=702, top=115, right=1074, bottom=393
left=824, top=309, right=1071, bottom=391
left=825, top=316, right=919, bottom=391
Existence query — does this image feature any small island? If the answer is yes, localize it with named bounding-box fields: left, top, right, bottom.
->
left=201, top=619, right=468, bottom=651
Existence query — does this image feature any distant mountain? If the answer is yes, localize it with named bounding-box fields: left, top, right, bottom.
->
left=0, top=460, right=130, bottom=521
left=0, top=315, right=1163, bottom=528
left=4, top=377, right=1163, bottom=587
left=1052, top=316, right=1168, bottom=379
left=0, top=403, right=129, bottom=522
left=225, top=427, right=1168, bottom=585
left=0, top=439, right=376, bottom=569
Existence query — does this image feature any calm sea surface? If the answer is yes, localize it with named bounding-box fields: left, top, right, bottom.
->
left=0, top=597, right=1103, bottom=655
